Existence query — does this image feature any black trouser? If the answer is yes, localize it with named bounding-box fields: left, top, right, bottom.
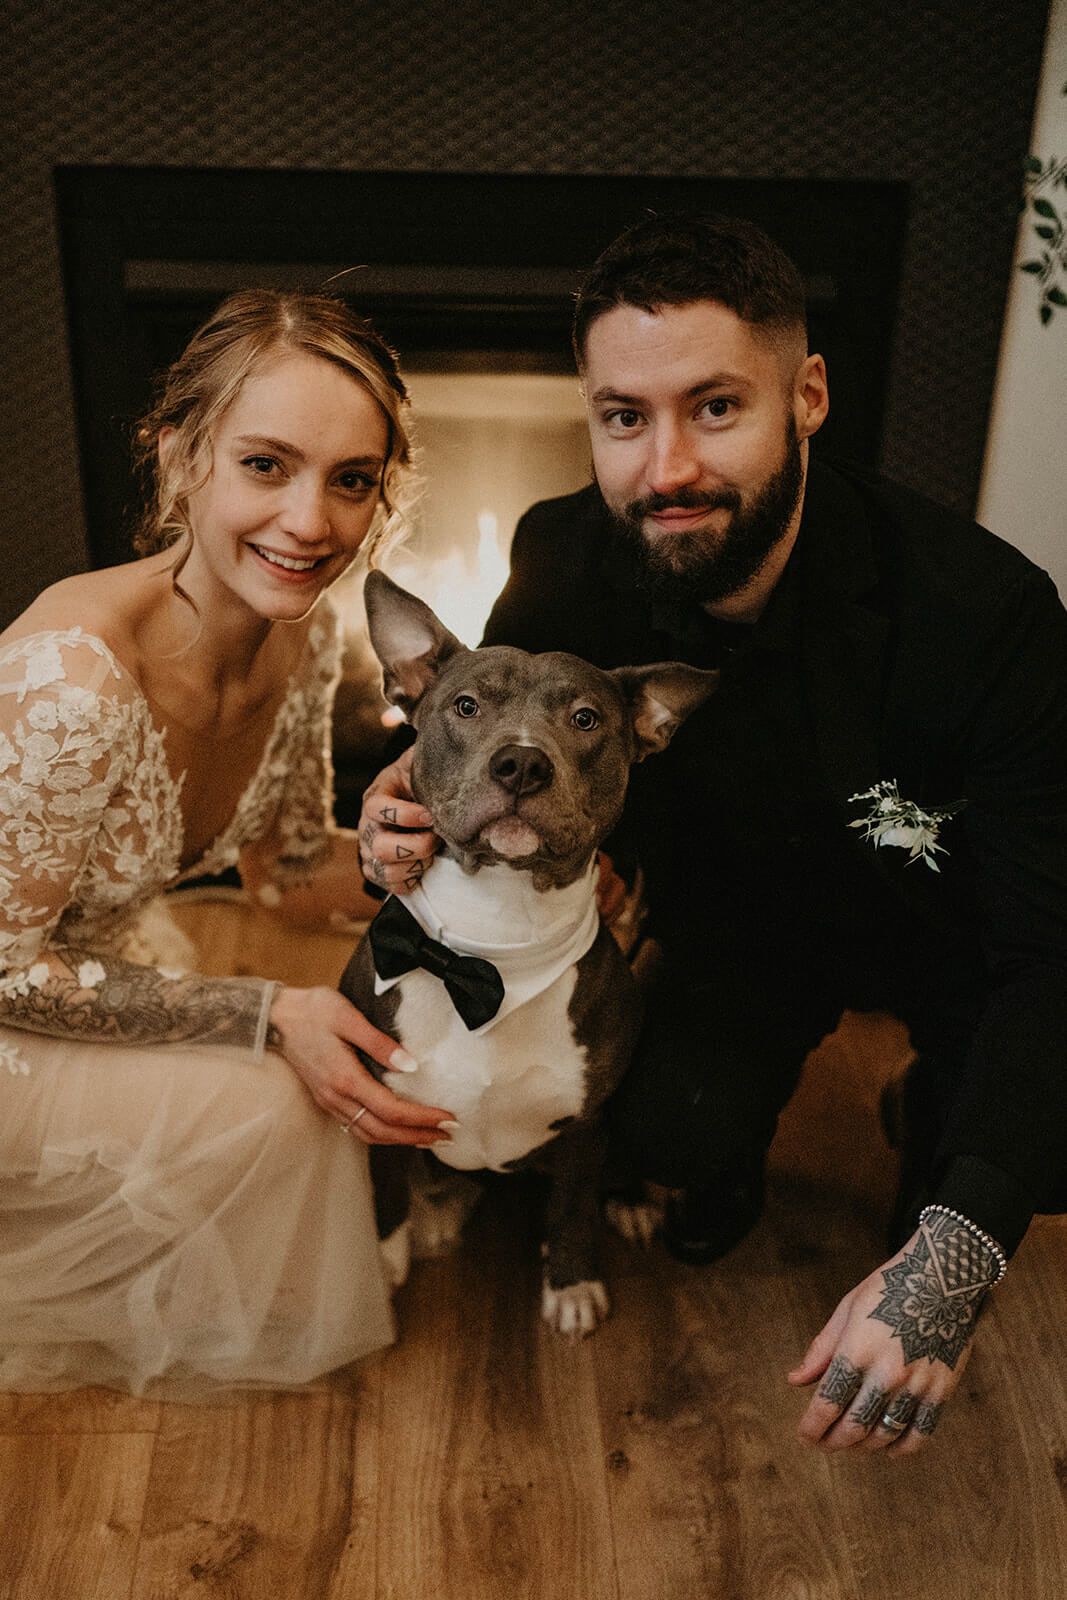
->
left=607, top=922, right=987, bottom=1195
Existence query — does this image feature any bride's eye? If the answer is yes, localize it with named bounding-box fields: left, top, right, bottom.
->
left=243, top=455, right=279, bottom=476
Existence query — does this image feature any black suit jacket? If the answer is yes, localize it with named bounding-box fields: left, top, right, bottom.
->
left=482, top=459, right=1067, bottom=1253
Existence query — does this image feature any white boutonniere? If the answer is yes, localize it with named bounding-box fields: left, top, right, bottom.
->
left=848, top=780, right=966, bottom=872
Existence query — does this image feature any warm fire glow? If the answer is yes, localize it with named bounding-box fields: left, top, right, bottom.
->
left=387, top=510, right=512, bottom=648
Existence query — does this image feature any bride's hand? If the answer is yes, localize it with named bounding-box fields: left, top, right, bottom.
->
left=268, top=986, right=454, bottom=1146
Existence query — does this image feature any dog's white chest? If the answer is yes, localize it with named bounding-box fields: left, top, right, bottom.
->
left=378, top=858, right=597, bottom=1171
left=385, top=969, right=588, bottom=1171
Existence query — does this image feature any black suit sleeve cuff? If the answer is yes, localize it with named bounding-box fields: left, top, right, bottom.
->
left=931, top=1155, right=1035, bottom=1259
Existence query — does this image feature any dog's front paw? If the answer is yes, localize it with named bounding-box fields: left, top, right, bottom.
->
left=540, top=1277, right=610, bottom=1336
left=407, top=1163, right=482, bottom=1257
left=379, top=1220, right=411, bottom=1287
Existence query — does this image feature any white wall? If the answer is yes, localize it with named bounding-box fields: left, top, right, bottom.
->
left=978, top=0, right=1067, bottom=600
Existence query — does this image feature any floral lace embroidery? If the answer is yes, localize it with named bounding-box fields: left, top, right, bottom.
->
left=0, top=609, right=341, bottom=982
left=184, top=607, right=342, bottom=886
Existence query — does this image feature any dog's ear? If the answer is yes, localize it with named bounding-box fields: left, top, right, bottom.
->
left=364, top=570, right=467, bottom=717
left=610, top=663, right=718, bottom=761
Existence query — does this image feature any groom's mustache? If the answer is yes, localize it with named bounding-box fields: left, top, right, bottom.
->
left=626, top=486, right=743, bottom=520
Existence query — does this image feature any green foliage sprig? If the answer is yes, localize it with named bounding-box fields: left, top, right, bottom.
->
left=1020, top=83, right=1067, bottom=325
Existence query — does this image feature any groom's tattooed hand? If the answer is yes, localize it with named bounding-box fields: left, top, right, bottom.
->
left=868, top=1211, right=999, bottom=1369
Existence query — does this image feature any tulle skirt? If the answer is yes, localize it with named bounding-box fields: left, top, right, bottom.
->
left=0, top=1028, right=395, bottom=1399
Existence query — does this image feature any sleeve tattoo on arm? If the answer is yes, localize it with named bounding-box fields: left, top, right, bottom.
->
left=0, top=950, right=269, bottom=1050
left=868, top=1211, right=999, bottom=1370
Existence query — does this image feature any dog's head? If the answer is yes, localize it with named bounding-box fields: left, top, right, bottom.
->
left=364, top=570, right=716, bottom=887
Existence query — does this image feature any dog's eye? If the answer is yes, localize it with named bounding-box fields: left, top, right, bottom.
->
left=572, top=707, right=599, bottom=731
left=454, top=695, right=480, bottom=718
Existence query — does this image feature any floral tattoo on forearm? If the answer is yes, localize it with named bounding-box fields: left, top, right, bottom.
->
left=868, top=1210, right=999, bottom=1369
left=0, top=948, right=268, bottom=1049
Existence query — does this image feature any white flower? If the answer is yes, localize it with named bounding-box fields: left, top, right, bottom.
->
left=47, top=765, right=92, bottom=792
left=848, top=780, right=965, bottom=872
left=26, top=963, right=50, bottom=989
left=0, top=1040, right=29, bottom=1076
left=56, top=684, right=99, bottom=730
left=18, top=732, right=60, bottom=786
left=50, top=783, right=110, bottom=819
left=876, top=824, right=925, bottom=850
left=27, top=700, right=59, bottom=732
left=22, top=642, right=66, bottom=694
left=77, top=960, right=107, bottom=988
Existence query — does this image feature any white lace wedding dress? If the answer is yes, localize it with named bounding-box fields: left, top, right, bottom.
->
left=0, top=608, right=395, bottom=1397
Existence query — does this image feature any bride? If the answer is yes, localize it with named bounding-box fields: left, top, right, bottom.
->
left=0, top=290, right=453, bottom=1397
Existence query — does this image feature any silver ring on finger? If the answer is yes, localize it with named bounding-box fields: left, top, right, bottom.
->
left=878, top=1388, right=919, bottom=1435
left=341, top=1105, right=368, bottom=1133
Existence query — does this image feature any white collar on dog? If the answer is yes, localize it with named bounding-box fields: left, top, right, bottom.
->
left=372, top=853, right=600, bottom=1034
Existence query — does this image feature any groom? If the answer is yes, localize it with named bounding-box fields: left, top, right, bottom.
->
left=360, top=212, right=1067, bottom=1456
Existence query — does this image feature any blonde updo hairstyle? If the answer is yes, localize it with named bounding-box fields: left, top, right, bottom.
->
left=133, top=289, right=415, bottom=591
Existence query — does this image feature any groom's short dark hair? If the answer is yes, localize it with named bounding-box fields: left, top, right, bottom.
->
left=573, top=212, right=808, bottom=364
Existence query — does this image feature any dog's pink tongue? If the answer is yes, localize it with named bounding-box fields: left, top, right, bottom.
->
left=482, top=817, right=541, bottom=858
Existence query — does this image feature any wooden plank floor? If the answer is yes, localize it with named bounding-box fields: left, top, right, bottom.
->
left=2, top=896, right=1066, bottom=1599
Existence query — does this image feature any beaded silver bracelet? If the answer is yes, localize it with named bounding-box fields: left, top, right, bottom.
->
left=918, top=1204, right=1009, bottom=1285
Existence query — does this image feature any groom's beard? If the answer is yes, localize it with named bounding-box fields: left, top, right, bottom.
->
left=604, top=418, right=804, bottom=606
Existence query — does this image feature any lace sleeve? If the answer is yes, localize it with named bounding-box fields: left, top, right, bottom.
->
left=0, top=631, right=276, bottom=1058
left=0, top=631, right=136, bottom=972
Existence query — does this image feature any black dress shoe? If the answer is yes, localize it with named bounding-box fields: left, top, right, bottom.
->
left=662, top=1160, right=766, bottom=1265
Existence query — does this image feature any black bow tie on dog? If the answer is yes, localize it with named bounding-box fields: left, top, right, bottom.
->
left=369, top=895, right=505, bottom=1030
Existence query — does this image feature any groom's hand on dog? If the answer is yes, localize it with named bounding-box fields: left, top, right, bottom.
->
left=359, top=749, right=629, bottom=926
left=359, top=747, right=440, bottom=895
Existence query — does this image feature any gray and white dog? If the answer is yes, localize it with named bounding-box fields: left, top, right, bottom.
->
left=341, top=570, right=715, bottom=1333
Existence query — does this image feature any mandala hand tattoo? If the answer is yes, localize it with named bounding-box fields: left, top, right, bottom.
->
left=818, top=1354, right=863, bottom=1409
left=869, top=1211, right=998, bottom=1369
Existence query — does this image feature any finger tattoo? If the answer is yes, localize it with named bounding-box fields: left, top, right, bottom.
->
left=818, top=1355, right=864, bottom=1410
left=912, top=1400, right=944, bottom=1436
left=880, top=1389, right=919, bottom=1429
left=850, top=1386, right=891, bottom=1428
left=381, top=805, right=399, bottom=824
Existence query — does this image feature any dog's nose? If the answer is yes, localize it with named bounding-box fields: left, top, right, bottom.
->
left=489, top=743, right=554, bottom=796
